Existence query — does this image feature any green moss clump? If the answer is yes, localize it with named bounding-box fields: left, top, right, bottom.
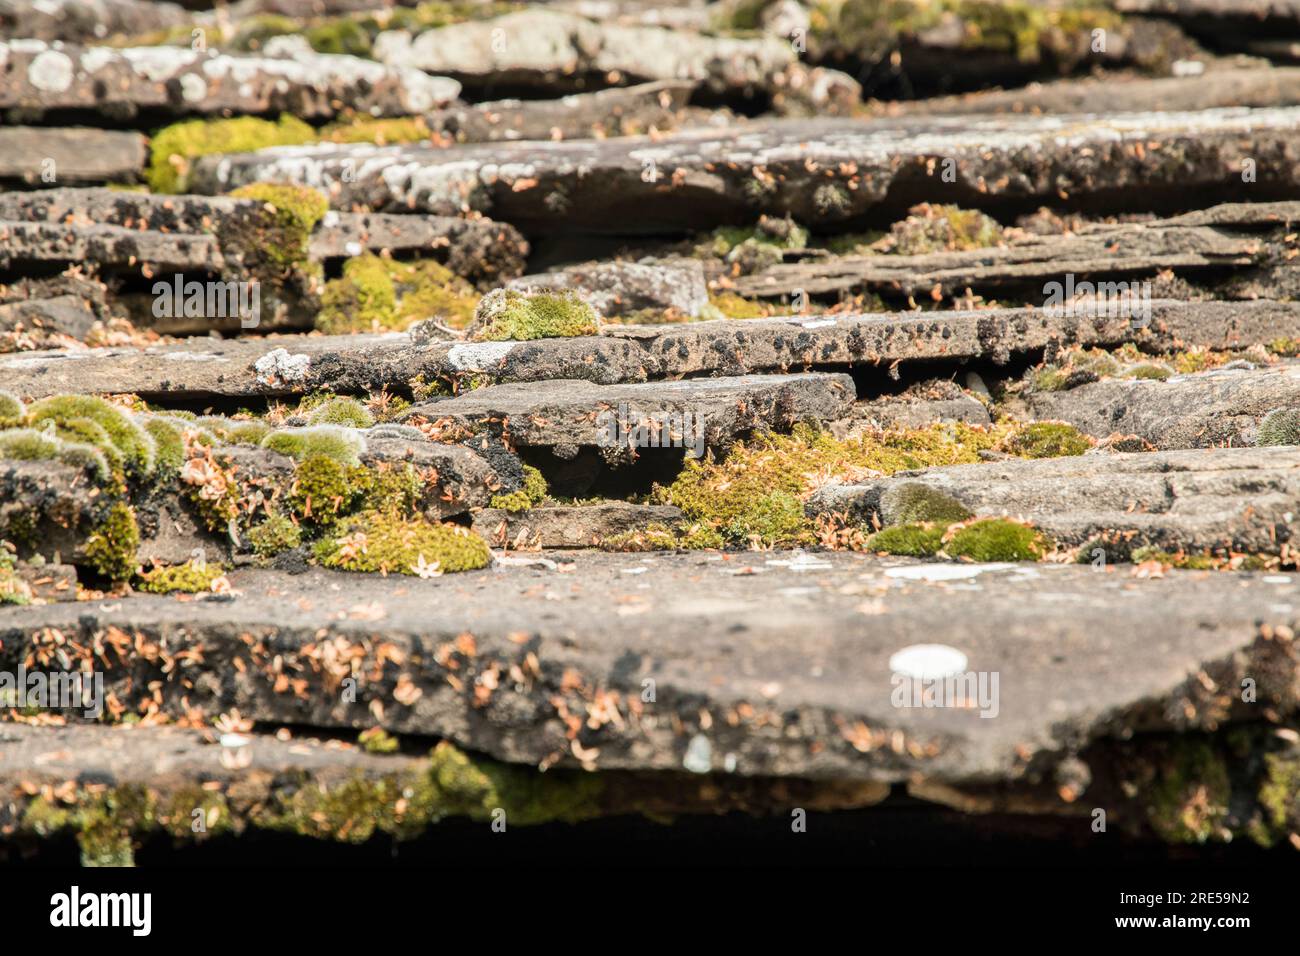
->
left=247, top=513, right=303, bottom=557
left=867, top=522, right=947, bottom=556
left=26, top=394, right=156, bottom=478
left=198, top=417, right=270, bottom=446
left=884, top=203, right=1003, bottom=255
left=879, top=482, right=972, bottom=526
left=288, top=456, right=366, bottom=527
left=1147, top=739, right=1231, bottom=843
left=320, top=116, right=431, bottom=145
left=0, top=548, right=32, bottom=606
left=140, top=416, right=185, bottom=478
left=1127, top=363, right=1172, bottom=381
left=1002, top=421, right=1091, bottom=458
left=315, top=510, right=491, bottom=575
left=228, top=182, right=330, bottom=273
left=83, top=503, right=140, bottom=582
left=1257, top=408, right=1300, bottom=447
left=0, top=428, right=62, bottom=462
left=359, top=727, right=400, bottom=754
left=147, top=116, right=317, bottom=193
left=1257, top=751, right=1300, bottom=844
left=317, top=256, right=478, bottom=334
left=701, top=292, right=771, bottom=321
left=1266, top=337, right=1300, bottom=358
left=945, top=518, right=1050, bottom=562
left=304, top=16, right=373, bottom=55
left=489, top=464, right=548, bottom=512
left=1129, top=546, right=1217, bottom=571
left=308, top=397, right=375, bottom=429
left=262, top=426, right=365, bottom=465
left=469, top=288, right=600, bottom=342
left=0, top=390, right=24, bottom=421
left=656, top=422, right=1004, bottom=548
left=136, top=559, right=226, bottom=594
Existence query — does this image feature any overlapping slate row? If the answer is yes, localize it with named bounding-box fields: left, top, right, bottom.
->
left=2, top=556, right=1295, bottom=783
left=886, top=66, right=1300, bottom=117
left=400, top=373, right=855, bottom=454
left=7, top=299, right=1300, bottom=400
left=0, top=40, right=460, bottom=122
left=190, top=109, right=1300, bottom=233
left=809, top=445, right=1300, bottom=556
left=0, top=127, right=147, bottom=187
left=1016, top=362, right=1300, bottom=448
left=736, top=200, right=1300, bottom=301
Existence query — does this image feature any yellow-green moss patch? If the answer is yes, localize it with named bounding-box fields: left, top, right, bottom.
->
left=315, top=510, right=491, bottom=575
left=137, top=559, right=227, bottom=594
left=470, top=288, right=599, bottom=342
left=944, top=518, right=1050, bottom=562
left=147, top=115, right=317, bottom=193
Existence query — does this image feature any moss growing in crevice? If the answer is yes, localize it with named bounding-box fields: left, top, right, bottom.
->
left=1000, top=421, right=1091, bottom=458
left=147, top=115, right=317, bottom=194
left=488, top=464, right=547, bottom=512
left=247, top=512, right=303, bottom=557
left=315, top=510, right=491, bottom=575
left=227, top=182, right=330, bottom=276
left=880, top=203, right=1003, bottom=255
left=1146, top=739, right=1232, bottom=844
left=136, top=559, right=227, bottom=594
left=83, top=503, right=140, bottom=583
left=317, top=255, right=479, bottom=334
left=867, top=522, right=947, bottom=556
left=943, top=517, right=1051, bottom=562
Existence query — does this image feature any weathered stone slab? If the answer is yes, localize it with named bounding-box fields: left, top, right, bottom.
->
left=7, top=299, right=1300, bottom=399
left=1018, top=362, right=1300, bottom=448
left=0, top=0, right=189, bottom=43
left=506, top=257, right=708, bottom=318
left=0, top=128, right=147, bottom=187
left=0, top=220, right=226, bottom=272
left=0, top=40, right=459, bottom=122
left=372, top=8, right=793, bottom=94
left=888, top=66, right=1300, bottom=117
left=809, top=445, right=1300, bottom=556
left=471, top=501, right=684, bottom=548
left=735, top=200, right=1300, bottom=301
left=401, top=373, right=855, bottom=453
left=1, top=555, right=1295, bottom=783
left=433, top=80, right=697, bottom=142
left=190, top=108, right=1300, bottom=233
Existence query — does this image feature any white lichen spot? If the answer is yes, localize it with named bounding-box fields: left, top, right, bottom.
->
left=179, top=73, right=208, bottom=103
left=253, top=347, right=311, bottom=386
left=445, top=341, right=514, bottom=370
left=28, top=50, right=74, bottom=92
left=682, top=734, right=712, bottom=774
left=889, top=644, right=968, bottom=680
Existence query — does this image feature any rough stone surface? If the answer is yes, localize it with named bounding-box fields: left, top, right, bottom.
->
left=1018, top=362, right=1300, bottom=448
left=0, top=127, right=147, bottom=187
left=471, top=502, right=685, bottom=548
left=506, top=257, right=708, bottom=318
left=0, top=40, right=460, bottom=122
left=809, top=445, right=1300, bottom=556
left=831, top=382, right=992, bottom=435
left=2, top=556, right=1296, bottom=783
left=191, top=110, right=1300, bottom=233
left=401, top=373, right=855, bottom=453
